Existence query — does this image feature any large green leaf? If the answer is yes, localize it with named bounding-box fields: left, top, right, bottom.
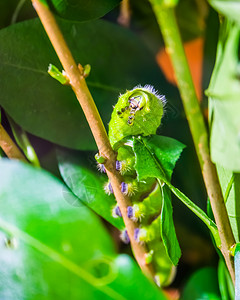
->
left=133, top=135, right=185, bottom=265
left=207, top=20, right=240, bottom=171
left=207, top=18, right=240, bottom=244
left=133, top=136, right=220, bottom=248
left=140, top=135, right=186, bottom=181
left=0, top=159, right=165, bottom=299
left=57, top=148, right=124, bottom=230
left=0, top=18, right=165, bottom=150
left=46, top=0, right=121, bottom=22
left=0, top=159, right=114, bottom=298
left=181, top=267, right=221, bottom=300
left=208, top=0, right=240, bottom=26
left=111, top=254, right=167, bottom=300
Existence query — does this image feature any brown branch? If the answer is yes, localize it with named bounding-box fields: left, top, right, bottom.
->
left=32, top=0, right=155, bottom=278
left=149, top=3, right=235, bottom=283
left=0, top=123, right=27, bottom=162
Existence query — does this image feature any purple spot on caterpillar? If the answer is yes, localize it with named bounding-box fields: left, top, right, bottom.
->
left=104, top=181, right=113, bottom=195
left=120, top=229, right=130, bottom=244
left=121, top=182, right=128, bottom=194
left=127, top=206, right=133, bottom=219
left=97, top=163, right=106, bottom=173
left=134, top=228, right=140, bottom=241
left=116, top=160, right=121, bottom=171
left=108, top=182, right=113, bottom=194
left=115, top=206, right=122, bottom=217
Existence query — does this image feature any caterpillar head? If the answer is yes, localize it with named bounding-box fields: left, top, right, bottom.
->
left=109, top=85, right=166, bottom=149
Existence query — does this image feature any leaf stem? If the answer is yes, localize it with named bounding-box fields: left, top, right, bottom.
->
left=149, top=2, right=235, bottom=282
left=140, top=137, right=220, bottom=246
left=0, top=123, right=27, bottom=162
left=166, top=182, right=220, bottom=247
left=32, top=0, right=156, bottom=279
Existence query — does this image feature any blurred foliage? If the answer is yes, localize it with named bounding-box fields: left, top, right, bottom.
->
left=125, top=0, right=208, bottom=54
left=0, top=159, right=164, bottom=299
left=218, top=259, right=234, bottom=300
left=181, top=267, right=221, bottom=300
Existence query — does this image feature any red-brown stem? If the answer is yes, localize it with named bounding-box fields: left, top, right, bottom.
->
left=0, top=124, right=27, bottom=162
left=32, top=0, right=155, bottom=278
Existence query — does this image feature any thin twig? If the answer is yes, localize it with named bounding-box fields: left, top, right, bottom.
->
left=0, top=123, right=27, bottom=162
left=149, top=2, right=235, bottom=283
left=118, top=0, right=131, bottom=28
left=32, top=0, right=155, bottom=278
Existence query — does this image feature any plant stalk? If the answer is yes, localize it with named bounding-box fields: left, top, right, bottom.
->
left=0, top=123, right=27, bottom=162
left=149, top=2, right=235, bottom=283
left=32, top=0, right=155, bottom=279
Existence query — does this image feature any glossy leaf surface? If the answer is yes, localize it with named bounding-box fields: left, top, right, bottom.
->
left=0, top=18, right=165, bottom=150
left=57, top=148, right=124, bottom=230
left=133, top=135, right=185, bottom=265
left=0, top=159, right=165, bottom=299
left=47, top=0, right=121, bottom=22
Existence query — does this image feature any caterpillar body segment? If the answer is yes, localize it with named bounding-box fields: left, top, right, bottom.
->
left=100, top=86, right=176, bottom=286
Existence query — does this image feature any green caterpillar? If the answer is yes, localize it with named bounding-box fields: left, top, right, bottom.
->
left=99, top=85, right=178, bottom=286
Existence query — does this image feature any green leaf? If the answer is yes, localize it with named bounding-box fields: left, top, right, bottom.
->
left=133, top=135, right=184, bottom=265
left=111, top=255, right=167, bottom=300
left=47, top=0, right=121, bottom=22
left=216, top=165, right=240, bottom=243
left=207, top=20, right=240, bottom=171
left=132, top=135, right=220, bottom=263
left=160, top=185, right=181, bottom=266
left=140, top=135, right=186, bottom=181
left=57, top=148, right=124, bottom=230
left=208, top=0, right=240, bottom=25
left=0, top=159, right=115, bottom=299
left=0, top=18, right=165, bottom=150
left=207, top=18, right=240, bottom=250
left=0, top=159, right=165, bottom=299
left=181, top=267, right=221, bottom=300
